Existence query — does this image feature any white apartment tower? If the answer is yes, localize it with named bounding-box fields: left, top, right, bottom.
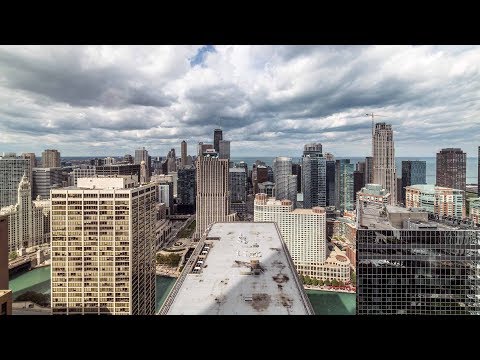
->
left=273, top=157, right=297, bottom=207
left=194, top=153, right=235, bottom=239
left=373, top=122, right=397, bottom=205
left=50, top=176, right=156, bottom=315
left=254, top=193, right=326, bottom=279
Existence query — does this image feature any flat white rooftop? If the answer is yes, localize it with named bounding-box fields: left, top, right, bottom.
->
left=163, top=222, right=313, bottom=315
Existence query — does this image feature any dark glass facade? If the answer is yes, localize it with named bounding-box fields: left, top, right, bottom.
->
left=326, top=160, right=336, bottom=207
left=401, top=160, right=426, bottom=204
left=357, top=228, right=480, bottom=315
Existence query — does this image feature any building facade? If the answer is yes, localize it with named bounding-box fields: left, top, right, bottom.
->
left=401, top=160, right=427, bottom=204
left=229, top=167, right=247, bottom=203
left=181, top=140, right=187, bottom=167
left=326, top=160, right=336, bottom=207
left=335, top=159, right=354, bottom=212
left=357, top=202, right=480, bottom=315
left=0, top=153, right=31, bottom=209
left=32, top=167, right=63, bottom=199
left=302, top=143, right=326, bottom=209
left=365, top=156, right=374, bottom=185
left=470, top=198, right=480, bottom=225
left=0, top=174, right=50, bottom=252
left=177, top=165, right=196, bottom=207
left=357, top=183, right=391, bottom=205
left=405, top=184, right=465, bottom=219
left=51, top=176, right=157, bottom=315
left=273, top=157, right=297, bottom=207
left=194, top=154, right=235, bottom=239
left=1, top=215, right=12, bottom=315
left=95, top=164, right=141, bottom=183
left=213, top=129, right=223, bottom=153
left=436, top=148, right=467, bottom=193
left=353, top=170, right=365, bottom=203
left=253, top=165, right=269, bottom=194
left=373, top=123, right=397, bottom=205
left=71, top=167, right=96, bottom=186
left=42, top=149, right=61, bottom=168
left=219, top=140, right=230, bottom=160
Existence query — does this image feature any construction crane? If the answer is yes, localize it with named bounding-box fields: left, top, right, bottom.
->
left=365, top=113, right=387, bottom=137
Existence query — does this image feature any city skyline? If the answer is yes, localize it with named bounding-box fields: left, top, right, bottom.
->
left=1, top=45, right=479, bottom=157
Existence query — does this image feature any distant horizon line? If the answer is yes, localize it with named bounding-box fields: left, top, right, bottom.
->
left=54, top=155, right=477, bottom=159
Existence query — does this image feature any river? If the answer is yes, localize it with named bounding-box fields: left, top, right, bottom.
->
left=9, top=266, right=356, bottom=315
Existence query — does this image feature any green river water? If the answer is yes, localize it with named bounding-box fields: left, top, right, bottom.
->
left=9, top=266, right=356, bottom=315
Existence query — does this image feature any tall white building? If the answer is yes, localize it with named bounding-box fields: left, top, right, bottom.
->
left=50, top=176, right=156, bottom=315
left=373, top=122, right=397, bottom=205
left=0, top=174, right=50, bottom=252
left=0, top=153, right=32, bottom=209
left=32, top=167, right=63, bottom=199
left=254, top=193, right=327, bottom=279
left=194, top=153, right=235, bottom=239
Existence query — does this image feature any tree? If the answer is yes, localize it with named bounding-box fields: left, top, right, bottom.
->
left=312, top=278, right=319, bottom=286
left=299, top=274, right=305, bottom=283
left=325, top=279, right=331, bottom=286
left=332, top=279, right=339, bottom=287
left=9, top=252, right=17, bottom=261
left=338, top=281, right=344, bottom=287
left=305, top=275, right=312, bottom=285
left=351, top=270, right=356, bottom=286
left=318, top=279, right=324, bottom=286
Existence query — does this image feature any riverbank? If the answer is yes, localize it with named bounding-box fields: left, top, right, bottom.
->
left=304, top=285, right=356, bottom=294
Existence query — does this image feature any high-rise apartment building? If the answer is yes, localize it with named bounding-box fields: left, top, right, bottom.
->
left=197, top=142, right=214, bottom=156
left=357, top=202, right=480, bottom=315
left=373, top=123, right=397, bottom=205
left=335, top=159, right=354, bottom=212
left=0, top=153, right=31, bottom=209
left=177, top=165, right=196, bottom=207
left=253, top=165, right=269, bottom=194
left=301, top=143, right=326, bottom=209
left=401, top=160, right=427, bottom=204
left=0, top=174, right=50, bottom=252
left=353, top=170, right=365, bottom=203
left=42, top=149, right=61, bottom=168
left=436, top=148, right=466, bottom=193
left=181, top=140, right=187, bottom=167
left=213, top=129, right=223, bottom=153
left=405, top=184, right=465, bottom=219
left=32, top=167, right=63, bottom=199
left=470, top=197, right=480, bottom=225
left=229, top=167, right=247, bottom=203
left=104, top=157, right=115, bottom=166
left=158, top=182, right=174, bottom=215
left=365, top=156, right=374, bottom=185
left=254, top=194, right=327, bottom=278
left=0, top=215, right=12, bottom=316
left=219, top=140, right=230, bottom=160
left=356, top=161, right=366, bottom=173
left=51, top=176, right=157, bottom=315
left=273, top=157, right=297, bottom=207
left=194, top=153, right=235, bottom=239
left=326, top=160, right=336, bottom=207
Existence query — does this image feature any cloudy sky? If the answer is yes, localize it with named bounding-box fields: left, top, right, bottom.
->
left=0, top=45, right=479, bottom=158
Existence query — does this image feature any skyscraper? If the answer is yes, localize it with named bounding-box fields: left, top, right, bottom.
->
left=213, top=128, right=223, bottom=152
left=401, top=160, right=427, bottom=204
left=0, top=153, right=31, bottom=209
left=478, top=146, right=480, bottom=195
left=194, top=153, right=235, bottom=239
left=301, top=143, right=326, bottom=208
left=291, top=163, right=302, bottom=193
left=95, top=164, right=141, bottom=183
left=22, top=152, right=36, bottom=185
left=335, top=159, right=354, bottom=212
left=373, top=123, right=397, bottom=205
left=0, top=174, right=50, bottom=252
left=273, top=157, right=297, bottom=207
left=181, top=140, right=187, bottom=167
left=135, top=147, right=149, bottom=177
left=177, top=165, right=196, bottom=213
left=353, top=170, right=365, bottom=203
left=326, top=160, right=336, bottom=207
left=365, top=156, right=374, bottom=184
left=51, top=176, right=156, bottom=315
left=197, top=142, right=214, bottom=156
left=357, top=202, right=480, bottom=315
left=253, top=165, right=269, bottom=194
left=42, top=149, right=60, bottom=168
left=219, top=140, right=230, bottom=160
left=436, top=148, right=466, bottom=193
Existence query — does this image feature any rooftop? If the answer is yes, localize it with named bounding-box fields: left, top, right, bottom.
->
left=406, top=184, right=463, bottom=193
left=359, top=202, right=476, bottom=230
left=162, top=222, right=313, bottom=315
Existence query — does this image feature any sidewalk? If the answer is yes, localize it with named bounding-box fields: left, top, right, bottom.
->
left=304, top=285, right=356, bottom=294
